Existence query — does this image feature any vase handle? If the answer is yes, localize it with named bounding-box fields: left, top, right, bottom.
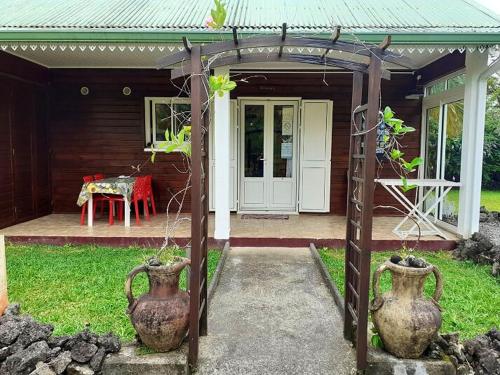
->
left=125, top=265, right=147, bottom=314
left=431, top=265, right=443, bottom=303
left=371, top=263, right=388, bottom=311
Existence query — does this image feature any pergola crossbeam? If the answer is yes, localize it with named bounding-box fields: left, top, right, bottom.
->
left=321, top=26, right=341, bottom=60
left=158, top=35, right=414, bottom=69
left=232, top=27, right=241, bottom=59
left=182, top=36, right=192, bottom=53
left=171, top=52, right=391, bottom=80
left=278, top=23, right=287, bottom=58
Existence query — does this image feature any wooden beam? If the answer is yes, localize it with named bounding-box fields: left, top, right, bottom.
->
left=356, top=53, right=383, bottom=372
left=188, top=45, right=202, bottom=369
left=158, top=35, right=414, bottom=69
left=278, top=23, right=287, bottom=58
left=171, top=52, right=391, bottom=80
left=232, top=27, right=241, bottom=59
left=321, top=26, right=341, bottom=60
left=379, top=35, right=392, bottom=51
left=182, top=36, right=192, bottom=53
left=344, top=71, right=363, bottom=341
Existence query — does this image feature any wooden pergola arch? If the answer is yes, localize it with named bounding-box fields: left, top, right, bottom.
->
left=159, top=25, right=415, bottom=371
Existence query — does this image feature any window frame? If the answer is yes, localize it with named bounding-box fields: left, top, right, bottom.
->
left=144, top=96, right=191, bottom=151
left=419, top=70, right=465, bottom=233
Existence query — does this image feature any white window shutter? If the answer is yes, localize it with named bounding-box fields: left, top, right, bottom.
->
left=299, top=100, right=333, bottom=212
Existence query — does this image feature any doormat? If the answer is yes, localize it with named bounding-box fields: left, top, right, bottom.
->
left=241, top=214, right=289, bottom=220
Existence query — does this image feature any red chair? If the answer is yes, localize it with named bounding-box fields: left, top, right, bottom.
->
left=145, top=175, right=157, bottom=216
left=93, top=174, right=106, bottom=215
left=109, top=176, right=150, bottom=225
left=80, top=175, right=107, bottom=225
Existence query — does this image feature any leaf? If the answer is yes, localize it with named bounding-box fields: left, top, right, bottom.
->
left=390, top=149, right=404, bottom=160
left=383, top=106, right=394, bottom=121
left=150, top=152, right=156, bottom=163
left=401, top=177, right=417, bottom=192
left=399, top=125, right=416, bottom=134
left=371, top=334, right=384, bottom=349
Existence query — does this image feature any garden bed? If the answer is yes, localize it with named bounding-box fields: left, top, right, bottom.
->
left=5, top=244, right=222, bottom=342
left=318, top=249, right=499, bottom=339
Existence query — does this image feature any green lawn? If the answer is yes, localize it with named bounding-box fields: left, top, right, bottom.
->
left=318, top=249, right=500, bottom=339
left=447, top=189, right=500, bottom=212
left=6, top=244, right=221, bottom=342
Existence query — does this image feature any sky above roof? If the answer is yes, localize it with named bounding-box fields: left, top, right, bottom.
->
left=475, top=0, right=500, bottom=15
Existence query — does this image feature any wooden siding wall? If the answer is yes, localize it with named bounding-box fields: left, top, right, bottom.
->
left=232, top=72, right=421, bottom=215
left=49, top=69, right=190, bottom=213
left=49, top=69, right=420, bottom=216
left=0, top=52, right=50, bottom=229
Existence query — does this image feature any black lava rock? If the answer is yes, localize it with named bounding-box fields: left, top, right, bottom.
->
left=70, top=341, right=98, bottom=363
left=97, top=333, right=121, bottom=354
left=2, top=340, right=51, bottom=375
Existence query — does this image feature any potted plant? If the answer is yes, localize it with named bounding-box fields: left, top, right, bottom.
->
left=368, top=107, right=444, bottom=358
left=125, top=253, right=191, bottom=352
left=370, top=254, right=443, bottom=358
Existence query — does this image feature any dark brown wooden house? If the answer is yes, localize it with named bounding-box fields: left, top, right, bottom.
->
left=0, top=0, right=499, bottom=242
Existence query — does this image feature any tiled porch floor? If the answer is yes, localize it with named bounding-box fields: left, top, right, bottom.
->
left=0, top=213, right=457, bottom=242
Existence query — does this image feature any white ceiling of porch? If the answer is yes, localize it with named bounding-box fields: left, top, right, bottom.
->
left=3, top=43, right=459, bottom=70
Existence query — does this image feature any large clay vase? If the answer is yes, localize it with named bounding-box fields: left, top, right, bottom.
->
left=370, top=260, right=443, bottom=359
left=125, top=258, right=190, bottom=352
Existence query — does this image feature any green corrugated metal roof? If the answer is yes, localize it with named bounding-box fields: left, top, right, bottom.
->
left=0, top=0, right=499, bottom=43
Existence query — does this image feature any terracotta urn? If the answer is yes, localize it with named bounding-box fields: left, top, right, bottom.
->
left=125, top=257, right=190, bottom=352
left=370, top=260, right=443, bottom=358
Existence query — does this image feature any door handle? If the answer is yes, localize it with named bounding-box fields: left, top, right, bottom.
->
left=259, top=158, right=266, bottom=161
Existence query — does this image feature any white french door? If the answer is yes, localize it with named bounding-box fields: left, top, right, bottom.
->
left=239, top=100, right=299, bottom=211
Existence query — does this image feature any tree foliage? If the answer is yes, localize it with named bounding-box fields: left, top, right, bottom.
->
left=445, top=76, right=500, bottom=188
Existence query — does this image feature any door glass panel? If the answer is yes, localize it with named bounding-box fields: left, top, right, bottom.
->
left=154, top=103, right=171, bottom=142
left=442, top=100, right=464, bottom=224
left=244, top=105, right=265, bottom=177
left=273, top=105, right=294, bottom=178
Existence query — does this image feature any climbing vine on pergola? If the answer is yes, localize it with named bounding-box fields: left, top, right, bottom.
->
left=159, top=24, right=414, bottom=371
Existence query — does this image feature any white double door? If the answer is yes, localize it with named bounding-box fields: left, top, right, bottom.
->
left=239, top=100, right=299, bottom=211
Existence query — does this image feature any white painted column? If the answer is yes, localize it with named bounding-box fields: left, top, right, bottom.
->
left=213, top=67, right=231, bottom=240
left=457, top=51, right=489, bottom=238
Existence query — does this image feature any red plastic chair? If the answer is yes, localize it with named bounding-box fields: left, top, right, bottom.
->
left=109, top=176, right=150, bottom=225
left=80, top=175, right=107, bottom=225
left=145, top=175, right=157, bottom=216
left=93, top=174, right=106, bottom=215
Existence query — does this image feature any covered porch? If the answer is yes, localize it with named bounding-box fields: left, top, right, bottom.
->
left=0, top=22, right=499, bottom=244
left=0, top=213, right=458, bottom=250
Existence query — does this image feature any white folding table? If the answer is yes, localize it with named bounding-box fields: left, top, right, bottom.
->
left=375, top=178, right=461, bottom=240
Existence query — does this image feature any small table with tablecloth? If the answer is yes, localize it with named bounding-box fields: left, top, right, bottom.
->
left=77, top=177, right=136, bottom=227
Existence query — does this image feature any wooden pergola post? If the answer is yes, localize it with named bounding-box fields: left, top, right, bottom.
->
left=344, top=48, right=385, bottom=371
left=188, top=45, right=209, bottom=369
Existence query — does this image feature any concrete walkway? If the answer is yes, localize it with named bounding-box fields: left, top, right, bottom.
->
left=198, top=247, right=355, bottom=375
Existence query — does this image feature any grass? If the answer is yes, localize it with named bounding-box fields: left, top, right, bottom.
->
left=6, top=244, right=221, bottom=342
left=447, top=189, right=500, bottom=212
left=318, top=249, right=500, bottom=339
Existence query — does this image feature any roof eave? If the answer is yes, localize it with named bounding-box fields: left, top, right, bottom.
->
left=0, top=30, right=499, bottom=45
